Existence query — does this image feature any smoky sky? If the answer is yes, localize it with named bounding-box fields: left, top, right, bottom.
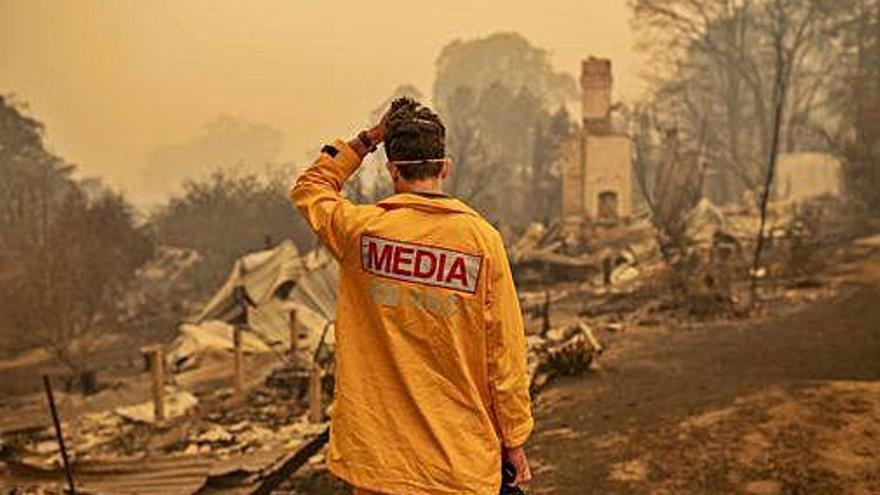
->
left=0, top=0, right=642, bottom=206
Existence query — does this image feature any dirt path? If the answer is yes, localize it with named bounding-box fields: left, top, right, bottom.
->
left=528, top=263, right=880, bottom=494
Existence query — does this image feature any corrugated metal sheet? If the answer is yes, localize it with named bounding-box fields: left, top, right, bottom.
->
left=197, top=240, right=304, bottom=324
left=192, top=242, right=337, bottom=353
left=2, top=432, right=326, bottom=495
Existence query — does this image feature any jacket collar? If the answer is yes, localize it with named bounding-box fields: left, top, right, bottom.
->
left=376, top=193, right=481, bottom=217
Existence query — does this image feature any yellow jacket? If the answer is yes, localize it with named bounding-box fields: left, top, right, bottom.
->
left=291, top=140, right=533, bottom=494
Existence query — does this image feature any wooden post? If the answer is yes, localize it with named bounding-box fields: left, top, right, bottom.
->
left=288, top=309, right=299, bottom=359
left=603, top=257, right=613, bottom=286
left=541, top=289, right=552, bottom=336
left=233, top=326, right=244, bottom=398
left=143, top=346, right=165, bottom=424
left=308, top=363, right=322, bottom=423
left=42, top=375, right=77, bottom=494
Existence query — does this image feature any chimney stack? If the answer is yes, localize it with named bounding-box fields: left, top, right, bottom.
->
left=580, top=57, right=613, bottom=134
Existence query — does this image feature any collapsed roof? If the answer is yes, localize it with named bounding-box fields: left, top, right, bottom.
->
left=171, top=240, right=338, bottom=372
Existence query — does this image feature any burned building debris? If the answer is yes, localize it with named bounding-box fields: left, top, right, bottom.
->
left=0, top=235, right=607, bottom=494
left=513, top=56, right=649, bottom=287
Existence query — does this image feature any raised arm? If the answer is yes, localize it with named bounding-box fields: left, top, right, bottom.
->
left=290, top=126, right=383, bottom=259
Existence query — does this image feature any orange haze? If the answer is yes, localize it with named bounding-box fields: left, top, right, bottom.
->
left=0, top=0, right=642, bottom=206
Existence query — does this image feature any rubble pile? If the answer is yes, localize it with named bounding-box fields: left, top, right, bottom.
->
left=677, top=196, right=854, bottom=315
left=527, top=322, right=604, bottom=393
left=169, top=413, right=325, bottom=459
left=1, top=242, right=339, bottom=489
left=2, top=377, right=325, bottom=473
left=512, top=195, right=854, bottom=330
left=509, top=217, right=661, bottom=290
left=5, top=410, right=151, bottom=468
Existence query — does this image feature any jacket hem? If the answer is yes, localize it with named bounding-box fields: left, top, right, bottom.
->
left=328, top=458, right=499, bottom=495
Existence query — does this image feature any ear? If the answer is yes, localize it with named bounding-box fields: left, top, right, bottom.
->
left=439, top=157, right=453, bottom=180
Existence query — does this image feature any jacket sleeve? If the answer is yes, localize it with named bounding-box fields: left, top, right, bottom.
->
left=290, top=140, right=363, bottom=260
left=485, top=233, right=534, bottom=448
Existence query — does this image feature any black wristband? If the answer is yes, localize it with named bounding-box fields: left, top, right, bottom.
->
left=320, top=144, right=339, bottom=157
left=358, top=131, right=377, bottom=153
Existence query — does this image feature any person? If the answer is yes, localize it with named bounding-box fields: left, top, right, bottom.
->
left=291, top=97, right=532, bottom=494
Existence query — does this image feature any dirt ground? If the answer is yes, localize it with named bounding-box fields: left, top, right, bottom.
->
left=526, top=253, right=880, bottom=495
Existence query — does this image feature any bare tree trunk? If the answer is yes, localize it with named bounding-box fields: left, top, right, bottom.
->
left=750, top=9, right=790, bottom=302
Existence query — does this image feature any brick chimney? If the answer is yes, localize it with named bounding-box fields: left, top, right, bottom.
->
left=581, top=57, right=613, bottom=134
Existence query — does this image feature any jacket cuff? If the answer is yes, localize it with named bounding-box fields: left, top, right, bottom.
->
left=502, top=416, right=534, bottom=448
left=329, top=139, right=364, bottom=179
